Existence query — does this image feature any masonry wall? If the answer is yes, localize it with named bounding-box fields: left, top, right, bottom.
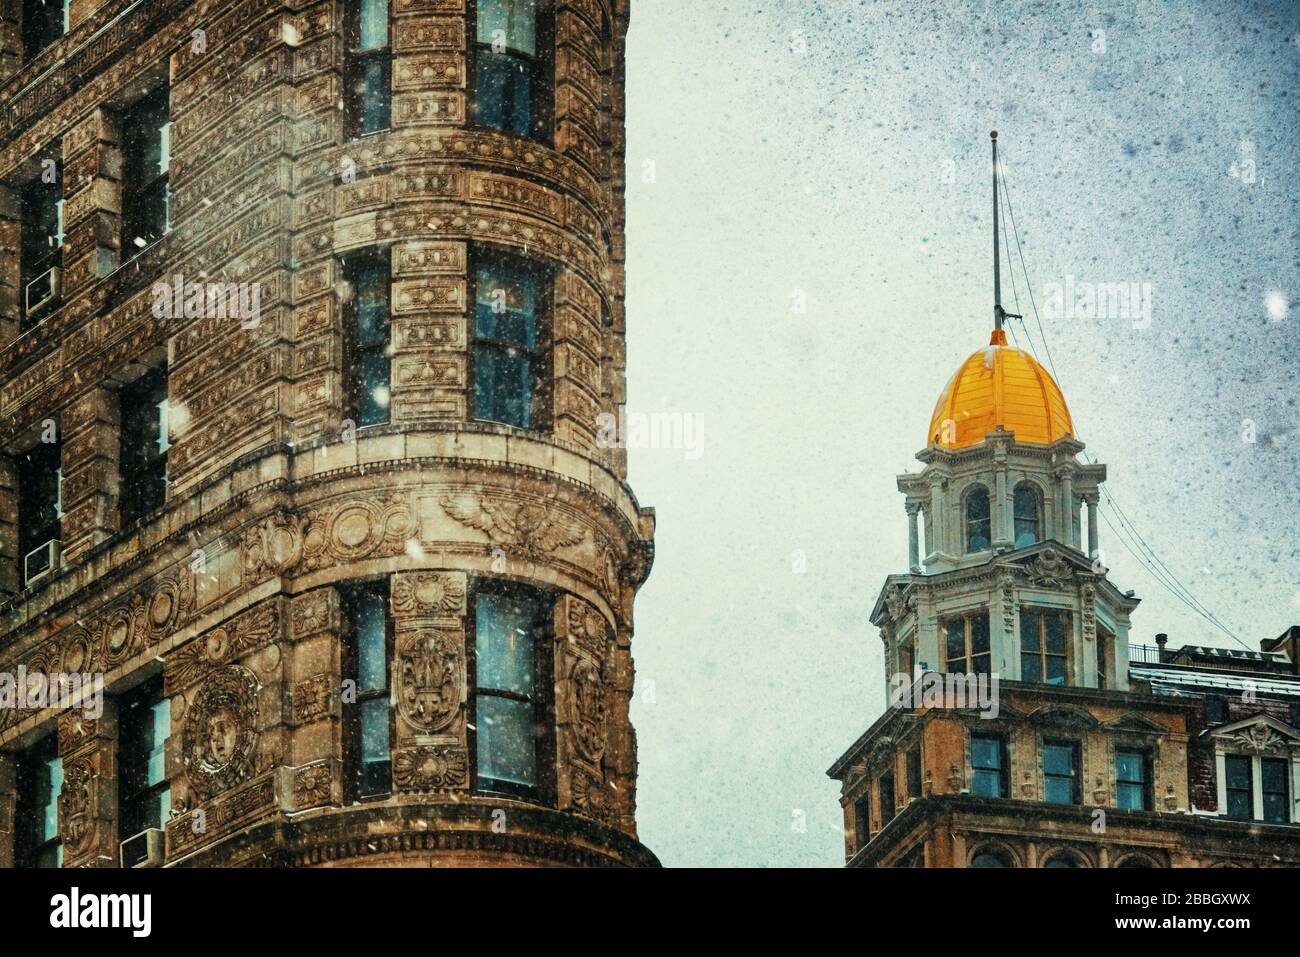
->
left=0, top=0, right=655, bottom=868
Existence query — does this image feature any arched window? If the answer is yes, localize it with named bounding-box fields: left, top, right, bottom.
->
left=1043, top=852, right=1083, bottom=868
left=965, top=486, right=991, bottom=552
left=1115, top=855, right=1156, bottom=868
left=970, top=847, right=1012, bottom=867
left=1013, top=483, right=1041, bottom=548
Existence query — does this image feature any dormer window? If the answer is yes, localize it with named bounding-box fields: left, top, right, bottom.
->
left=1013, top=483, right=1041, bottom=548
left=1020, top=609, right=1069, bottom=685
left=965, top=486, right=990, bottom=552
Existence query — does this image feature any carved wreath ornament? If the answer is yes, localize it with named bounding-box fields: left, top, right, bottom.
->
left=183, top=665, right=260, bottom=800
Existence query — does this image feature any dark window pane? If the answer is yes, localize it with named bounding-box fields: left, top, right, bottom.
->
left=1021, top=653, right=1041, bottom=683
left=1262, top=758, right=1289, bottom=823
left=17, top=441, right=61, bottom=558
left=121, top=88, right=171, bottom=252
left=360, top=698, right=389, bottom=764
left=1045, top=654, right=1067, bottom=686
left=906, top=747, right=921, bottom=798
left=1043, top=744, right=1074, bottom=777
left=971, top=735, right=1001, bottom=771
left=1014, top=484, right=1040, bottom=547
left=1020, top=611, right=1039, bottom=651
left=1045, top=614, right=1067, bottom=653
left=119, top=367, right=169, bottom=524
left=970, top=850, right=1008, bottom=867
left=1224, top=754, right=1252, bottom=790
left=476, top=591, right=539, bottom=695
left=946, top=619, right=965, bottom=663
left=476, top=52, right=534, bottom=137
left=474, top=343, right=533, bottom=428
left=119, top=680, right=171, bottom=835
left=971, top=770, right=1003, bottom=798
left=477, top=0, right=538, bottom=54
left=476, top=694, right=535, bottom=787
left=965, top=487, right=990, bottom=552
left=352, top=57, right=392, bottom=135
left=15, top=737, right=61, bottom=868
left=343, top=254, right=391, bottom=426
left=1116, top=751, right=1143, bottom=783
left=1044, top=854, right=1080, bottom=868
left=879, top=771, right=895, bottom=820
left=358, top=0, right=389, bottom=50
left=23, top=0, right=66, bottom=59
left=355, top=593, right=388, bottom=692
left=970, top=614, right=990, bottom=655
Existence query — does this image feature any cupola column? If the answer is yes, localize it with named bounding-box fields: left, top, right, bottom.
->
left=1059, top=469, right=1075, bottom=546
left=906, top=501, right=922, bottom=572
left=1084, top=493, right=1099, bottom=559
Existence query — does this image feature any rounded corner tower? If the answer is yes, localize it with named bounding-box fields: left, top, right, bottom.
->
left=0, top=0, right=657, bottom=868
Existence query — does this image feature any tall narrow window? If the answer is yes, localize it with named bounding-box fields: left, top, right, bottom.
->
left=905, top=745, right=922, bottom=800
left=1261, top=757, right=1290, bottom=824
left=473, top=248, right=549, bottom=429
left=1043, top=739, right=1080, bottom=805
left=1013, top=483, right=1041, bottom=548
left=944, top=612, right=990, bottom=675
left=344, top=583, right=392, bottom=799
left=16, top=439, right=61, bottom=584
left=119, top=365, right=169, bottom=525
left=1224, top=755, right=1252, bottom=821
left=22, top=0, right=68, bottom=60
left=878, top=769, right=896, bottom=822
left=345, top=0, right=392, bottom=136
left=19, top=174, right=63, bottom=329
left=472, top=583, right=550, bottom=796
left=853, top=794, right=870, bottom=847
left=1097, top=625, right=1111, bottom=688
left=1115, top=749, right=1149, bottom=811
left=15, top=734, right=62, bottom=868
left=342, top=251, right=391, bottom=427
left=1020, top=609, right=1069, bottom=685
left=121, top=87, right=171, bottom=254
left=119, top=677, right=171, bottom=850
left=474, top=0, right=551, bottom=142
left=965, top=486, right=990, bottom=552
left=970, top=732, right=1007, bottom=798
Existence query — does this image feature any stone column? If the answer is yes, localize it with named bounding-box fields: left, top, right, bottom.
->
left=928, top=478, right=945, bottom=558
left=0, top=183, right=19, bottom=344
left=60, top=108, right=121, bottom=299
left=906, top=502, right=921, bottom=572
left=390, top=4, right=467, bottom=131
left=1058, top=469, right=1074, bottom=546
left=0, top=752, right=15, bottom=868
left=1085, top=493, right=1099, bottom=559
left=58, top=386, right=120, bottom=563
left=388, top=571, right=470, bottom=794
left=284, top=587, right=344, bottom=812
left=57, top=700, right=119, bottom=868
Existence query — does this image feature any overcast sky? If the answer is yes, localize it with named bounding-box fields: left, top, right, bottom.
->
left=621, top=0, right=1300, bottom=867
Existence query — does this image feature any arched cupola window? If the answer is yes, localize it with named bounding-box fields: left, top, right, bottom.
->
left=1013, top=483, right=1041, bottom=548
left=965, top=486, right=991, bottom=553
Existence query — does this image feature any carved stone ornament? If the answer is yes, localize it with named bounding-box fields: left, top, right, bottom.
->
left=884, top=583, right=914, bottom=622
left=393, top=746, right=468, bottom=790
left=571, top=767, right=618, bottom=825
left=241, top=496, right=418, bottom=583
left=439, top=492, right=587, bottom=556
left=396, top=630, right=464, bottom=733
left=571, top=659, right=608, bottom=764
left=567, top=598, right=612, bottom=658
left=1026, top=547, right=1073, bottom=588
left=1081, top=583, right=1097, bottom=642
left=1228, top=725, right=1288, bottom=754
left=392, top=571, right=466, bottom=619
left=58, top=756, right=96, bottom=858
left=182, top=665, right=260, bottom=801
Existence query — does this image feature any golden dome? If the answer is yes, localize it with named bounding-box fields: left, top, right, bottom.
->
left=927, top=329, right=1075, bottom=450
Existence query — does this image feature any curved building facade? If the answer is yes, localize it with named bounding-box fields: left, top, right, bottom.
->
left=0, top=0, right=656, bottom=868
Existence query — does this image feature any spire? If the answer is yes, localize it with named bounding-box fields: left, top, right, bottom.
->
left=990, top=131, right=1019, bottom=346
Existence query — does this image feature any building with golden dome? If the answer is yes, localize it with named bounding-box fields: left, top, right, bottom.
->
left=827, top=137, right=1300, bottom=868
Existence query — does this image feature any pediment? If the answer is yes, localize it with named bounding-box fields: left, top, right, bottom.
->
left=1028, top=704, right=1099, bottom=731
left=1007, top=543, right=1094, bottom=588
left=1210, top=713, right=1300, bottom=753
left=1102, top=713, right=1168, bottom=735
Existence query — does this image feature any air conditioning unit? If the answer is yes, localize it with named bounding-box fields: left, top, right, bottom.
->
left=24, top=266, right=60, bottom=320
left=120, top=828, right=165, bottom=868
left=23, top=539, right=60, bottom=586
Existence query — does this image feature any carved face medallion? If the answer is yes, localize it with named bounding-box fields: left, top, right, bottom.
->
left=397, top=631, right=464, bottom=733
left=183, top=665, right=259, bottom=800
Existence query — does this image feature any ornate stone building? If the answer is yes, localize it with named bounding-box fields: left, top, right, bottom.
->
left=828, top=324, right=1300, bottom=868
left=0, top=0, right=657, bottom=867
